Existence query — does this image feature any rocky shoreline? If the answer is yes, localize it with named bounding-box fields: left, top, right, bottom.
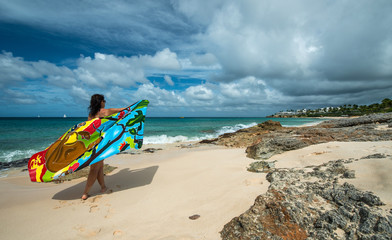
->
left=201, top=113, right=392, bottom=159
left=201, top=113, right=392, bottom=239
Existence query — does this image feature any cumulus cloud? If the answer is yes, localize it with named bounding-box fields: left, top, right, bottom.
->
left=0, top=47, right=180, bottom=83
left=176, top=0, right=392, bottom=98
left=178, top=53, right=222, bottom=75
left=185, top=85, right=214, bottom=101
left=70, top=86, right=90, bottom=103
left=164, top=75, right=174, bottom=86
left=0, top=51, right=76, bottom=88
left=132, top=83, right=186, bottom=107
left=74, top=53, right=147, bottom=88
left=140, top=48, right=181, bottom=70
left=0, top=48, right=184, bottom=106
left=74, top=48, right=180, bottom=88
left=219, top=77, right=267, bottom=104
left=188, top=53, right=220, bottom=69
left=115, top=78, right=273, bottom=114
left=3, top=89, right=37, bottom=104
left=0, top=51, right=42, bottom=86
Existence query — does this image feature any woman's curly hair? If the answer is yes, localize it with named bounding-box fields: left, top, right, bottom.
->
left=88, top=94, right=105, bottom=118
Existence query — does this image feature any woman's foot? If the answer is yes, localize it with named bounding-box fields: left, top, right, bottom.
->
left=100, top=186, right=108, bottom=193
left=100, top=187, right=112, bottom=194
left=81, top=194, right=89, bottom=200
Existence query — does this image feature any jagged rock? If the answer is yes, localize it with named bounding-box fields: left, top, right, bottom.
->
left=204, top=114, right=392, bottom=239
left=319, top=113, right=392, bottom=128
left=257, top=120, right=283, bottom=130
left=360, top=192, right=384, bottom=207
left=189, top=214, right=200, bottom=220
left=199, top=121, right=286, bottom=148
left=201, top=113, right=392, bottom=160
left=375, top=216, right=392, bottom=233
left=246, top=137, right=308, bottom=159
left=342, top=170, right=356, bottom=179
left=221, top=159, right=392, bottom=240
left=247, top=161, right=275, bottom=173
left=361, top=153, right=387, bottom=159
left=221, top=191, right=308, bottom=240
left=0, top=158, right=29, bottom=170
left=179, top=144, right=196, bottom=148
left=142, top=148, right=162, bottom=153
left=199, top=138, right=217, bottom=144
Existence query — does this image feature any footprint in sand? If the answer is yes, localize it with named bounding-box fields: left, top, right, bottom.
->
left=89, top=195, right=102, bottom=203
left=244, top=178, right=263, bottom=186
left=89, top=205, right=99, bottom=213
left=307, top=151, right=331, bottom=156
left=105, top=205, right=114, bottom=219
left=54, top=200, right=77, bottom=209
left=113, top=230, right=122, bottom=236
left=327, top=145, right=339, bottom=149
left=74, top=225, right=101, bottom=237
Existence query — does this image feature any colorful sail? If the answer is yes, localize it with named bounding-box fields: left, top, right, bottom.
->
left=28, top=100, right=149, bottom=182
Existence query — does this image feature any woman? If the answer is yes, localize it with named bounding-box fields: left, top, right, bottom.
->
left=82, top=94, right=125, bottom=200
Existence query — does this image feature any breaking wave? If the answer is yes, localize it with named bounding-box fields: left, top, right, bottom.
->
left=144, top=122, right=258, bottom=144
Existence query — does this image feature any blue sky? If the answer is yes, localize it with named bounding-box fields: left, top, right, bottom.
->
left=1, top=0, right=391, bottom=117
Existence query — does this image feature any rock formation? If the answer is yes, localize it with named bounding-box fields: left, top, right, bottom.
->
left=221, top=159, right=392, bottom=240
left=201, top=113, right=392, bottom=239
left=201, top=113, right=392, bottom=160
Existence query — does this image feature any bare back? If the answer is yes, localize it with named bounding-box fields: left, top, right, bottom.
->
left=88, top=108, right=123, bottom=120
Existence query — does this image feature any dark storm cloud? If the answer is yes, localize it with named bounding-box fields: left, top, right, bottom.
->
left=0, top=0, right=198, bottom=56
left=189, top=0, right=392, bottom=98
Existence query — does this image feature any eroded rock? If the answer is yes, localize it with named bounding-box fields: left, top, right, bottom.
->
left=221, top=159, right=392, bottom=240
left=201, top=113, right=392, bottom=160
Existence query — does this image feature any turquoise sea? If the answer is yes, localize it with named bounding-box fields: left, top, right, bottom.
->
left=0, top=117, right=325, bottom=163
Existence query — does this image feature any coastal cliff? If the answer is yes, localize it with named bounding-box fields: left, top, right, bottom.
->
left=202, top=113, right=392, bottom=239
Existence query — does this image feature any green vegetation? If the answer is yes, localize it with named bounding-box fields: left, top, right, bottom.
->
left=274, top=98, right=392, bottom=117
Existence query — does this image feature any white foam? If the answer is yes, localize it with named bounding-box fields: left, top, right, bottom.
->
left=0, top=149, right=37, bottom=163
left=216, top=122, right=258, bottom=135
left=144, top=122, right=258, bottom=145
left=0, top=169, right=8, bottom=178
left=282, top=120, right=325, bottom=128
left=144, top=135, right=203, bottom=144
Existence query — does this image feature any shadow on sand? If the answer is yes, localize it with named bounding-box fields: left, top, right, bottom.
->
left=52, top=165, right=159, bottom=200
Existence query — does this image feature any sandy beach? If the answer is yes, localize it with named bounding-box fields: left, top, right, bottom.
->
left=0, top=143, right=266, bottom=240
left=0, top=138, right=391, bottom=239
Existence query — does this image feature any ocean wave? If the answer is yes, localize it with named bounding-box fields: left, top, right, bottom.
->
left=144, top=122, right=258, bottom=145
left=144, top=135, right=204, bottom=144
left=0, top=169, right=8, bottom=178
left=282, top=120, right=325, bottom=128
left=215, top=122, right=258, bottom=135
left=0, top=149, right=37, bottom=163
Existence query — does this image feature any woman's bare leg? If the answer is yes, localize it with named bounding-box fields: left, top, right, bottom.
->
left=96, top=161, right=107, bottom=192
left=82, top=162, right=101, bottom=200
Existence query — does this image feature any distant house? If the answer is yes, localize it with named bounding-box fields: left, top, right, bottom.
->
left=280, top=111, right=296, bottom=116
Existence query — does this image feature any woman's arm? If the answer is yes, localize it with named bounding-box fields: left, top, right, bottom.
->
left=101, top=108, right=125, bottom=117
